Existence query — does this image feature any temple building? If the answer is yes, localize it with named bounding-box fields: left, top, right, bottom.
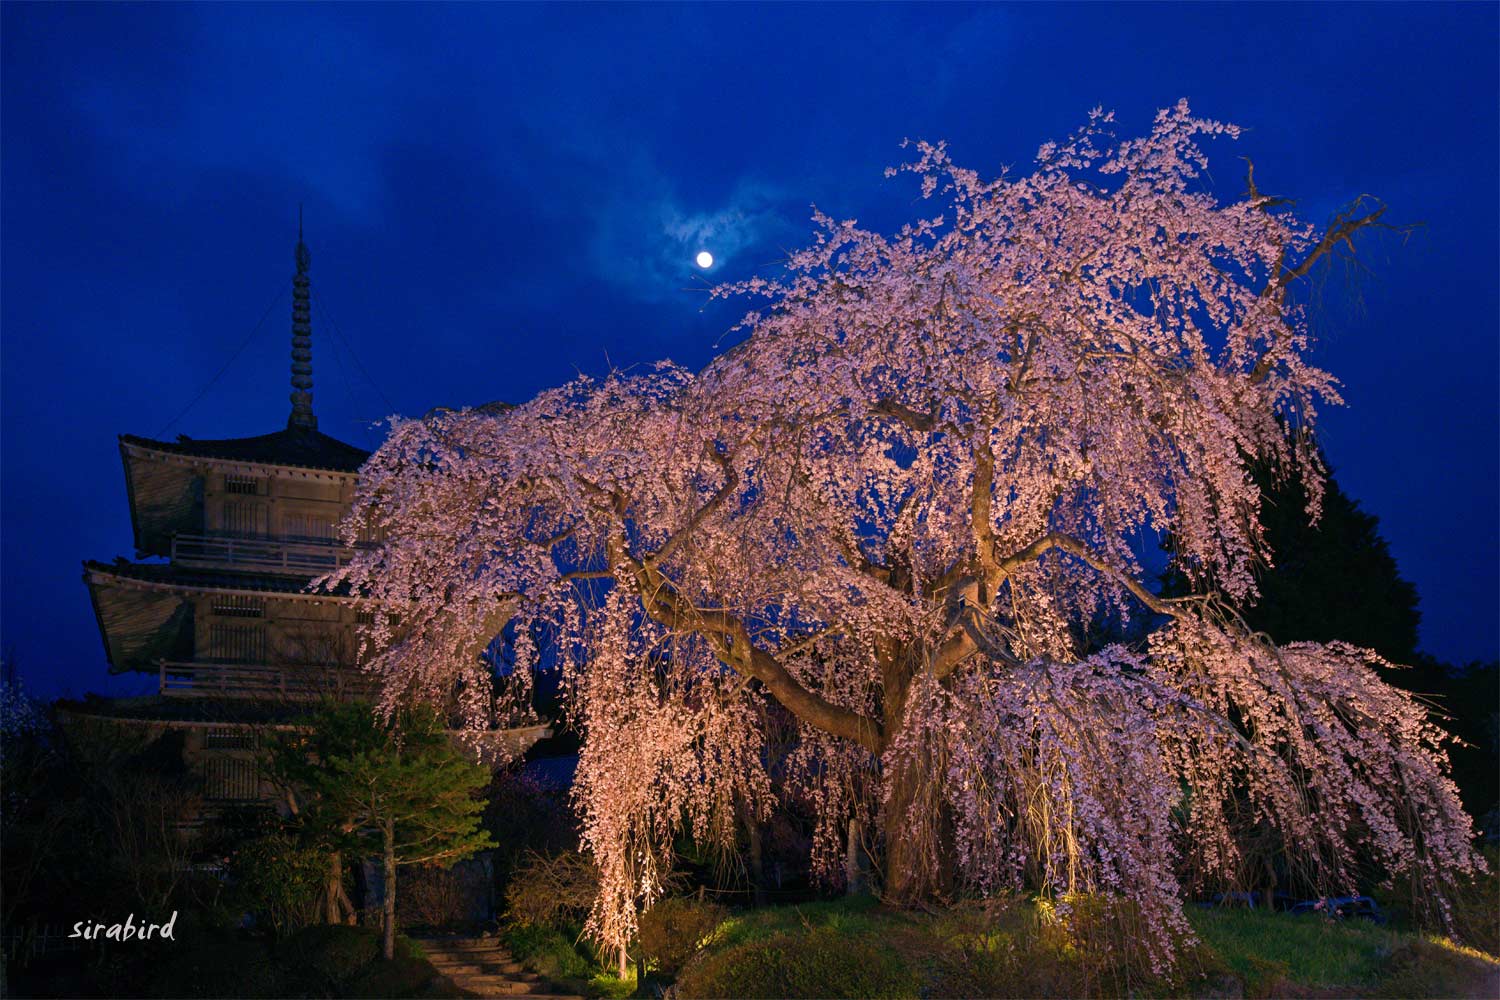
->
left=71, top=228, right=546, bottom=806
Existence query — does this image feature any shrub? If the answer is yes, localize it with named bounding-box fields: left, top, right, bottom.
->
left=279, top=923, right=380, bottom=992
left=505, top=849, right=599, bottom=929
left=639, top=894, right=728, bottom=976
left=674, top=925, right=920, bottom=999
left=228, top=832, right=328, bottom=936
left=346, top=956, right=451, bottom=998
left=147, top=935, right=286, bottom=998
left=501, top=922, right=603, bottom=992
left=927, top=899, right=1078, bottom=999
left=1372, top=938, right=1500, bottom=998
left=399, top=862, right=478, bottom=929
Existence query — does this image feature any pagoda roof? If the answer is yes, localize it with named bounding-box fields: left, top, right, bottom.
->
left=57, top=697, right=555, bottom=763
left=84, top=559, right=352, bottom=598
left=60, top=694, right=322, bottom=727
left=121, top=426, right=370, bottom=474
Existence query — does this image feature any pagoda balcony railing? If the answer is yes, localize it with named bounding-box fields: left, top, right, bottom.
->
left=159, top=660, right=380, bottom=701
left=170, top=532, right=371, bottom=575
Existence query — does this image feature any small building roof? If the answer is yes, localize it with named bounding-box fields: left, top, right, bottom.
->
left=61, top=694, right=321, bottom=726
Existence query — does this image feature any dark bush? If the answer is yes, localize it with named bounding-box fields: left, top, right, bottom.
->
left=228, top=831, right=328, bottom=936
left=279, top=923, right=379, bottom=992
left=639, top=894, right=728, bottom=976
left=504, top=849, right=599, bottom=929
left=398, top=857, right=496, bottom=929
left=346, top=956, right=451, bottom=998
left=674, top=925, right=919, bottom=999
left=399, top=864, right=470, bottom=929
left=147, top=935, right=286, bottom=998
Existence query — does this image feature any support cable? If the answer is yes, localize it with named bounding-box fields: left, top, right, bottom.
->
left=154, top=284, right=287, bottom=439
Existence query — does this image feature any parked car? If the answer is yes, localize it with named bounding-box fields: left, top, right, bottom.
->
left=1198, top=891, right=1385, bottom=924
left=1287, top=895, right=1386, bottom=923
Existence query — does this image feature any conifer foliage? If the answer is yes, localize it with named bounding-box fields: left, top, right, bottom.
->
left=269, top=703, right=494, bottom=959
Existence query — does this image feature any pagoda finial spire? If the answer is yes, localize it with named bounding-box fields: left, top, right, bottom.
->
left=288, top=208, right=317, bottom=431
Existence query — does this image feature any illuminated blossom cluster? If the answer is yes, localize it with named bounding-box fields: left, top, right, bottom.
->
left=332, top=102, right=1481, bottom=965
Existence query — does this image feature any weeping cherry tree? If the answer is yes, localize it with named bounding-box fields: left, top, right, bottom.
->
left=331, top=103, right=1482, bottom=969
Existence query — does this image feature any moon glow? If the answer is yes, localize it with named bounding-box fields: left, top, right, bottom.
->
left=695, top=250, right=714, bottom=269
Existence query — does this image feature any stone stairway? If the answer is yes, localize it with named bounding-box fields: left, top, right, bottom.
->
left=418, top=936, right=584, bottom=1000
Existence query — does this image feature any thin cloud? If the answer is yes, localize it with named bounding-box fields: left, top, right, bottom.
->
left=589, top=175, right=794, bottom=304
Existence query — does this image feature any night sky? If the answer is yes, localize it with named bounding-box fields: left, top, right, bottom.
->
left=2, top=3, right=1496, bottom=701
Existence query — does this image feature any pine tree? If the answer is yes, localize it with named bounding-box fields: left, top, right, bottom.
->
left=268, top=703, right=494, bottom=959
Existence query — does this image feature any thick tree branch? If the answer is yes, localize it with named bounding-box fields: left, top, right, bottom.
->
left=873, top=398, right=937, bottom=433
left=933, top=531, right=1186, bottom=679
left=607, top=533, right=886, bottom=755
left=647, top=441, right=738, bottom=569
left=995, top=531, right=1179, bottom=617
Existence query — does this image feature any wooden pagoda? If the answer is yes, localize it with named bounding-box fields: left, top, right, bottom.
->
left=74, top=229, right=547, bottom=805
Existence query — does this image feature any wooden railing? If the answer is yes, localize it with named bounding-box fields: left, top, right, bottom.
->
left=171, top=532, right=368, bottom=575
left=159, top=660, right=379, bottom=701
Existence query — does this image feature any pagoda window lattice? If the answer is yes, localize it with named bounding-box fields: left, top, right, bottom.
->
left=208, top=622, right=266, bottom=663
left=281, top=511, right=335, bottom=543
left=211, top=595, right=265, bottom=619
left=221, top=499, right=269, bottom=537
left=224, top=475, right=262, bottom=496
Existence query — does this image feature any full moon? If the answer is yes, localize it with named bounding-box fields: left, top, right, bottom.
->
left=695, top=250, right=714, bottom=269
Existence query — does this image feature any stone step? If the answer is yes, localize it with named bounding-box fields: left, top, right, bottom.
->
left=416, top=937, right=582, bottom=1000
left=430, top=962, right=535, bottom=977
left=445, top=978, right=558, bottom=996
left=426, top=953, right=527, bottom=964
left=444, top=984, right=582, bottom=1000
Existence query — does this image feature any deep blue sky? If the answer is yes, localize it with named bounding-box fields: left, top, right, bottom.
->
left=3, top=3, right=1496, bottom=700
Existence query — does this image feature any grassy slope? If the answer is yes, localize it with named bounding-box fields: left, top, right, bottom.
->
left=666, top=897, right=1500, bottom=999
left=501, top=922, right=638, bottom=999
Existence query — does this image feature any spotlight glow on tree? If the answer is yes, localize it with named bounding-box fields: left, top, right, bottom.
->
left=334, top=102, right=1482, bottom=969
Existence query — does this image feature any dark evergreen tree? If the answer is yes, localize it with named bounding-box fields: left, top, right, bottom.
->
left=267, top=703, right=494, bottom=959
left=1165, top=443, right=1497, bottom=822
left=1242, top=451, right=1420, bottom=663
